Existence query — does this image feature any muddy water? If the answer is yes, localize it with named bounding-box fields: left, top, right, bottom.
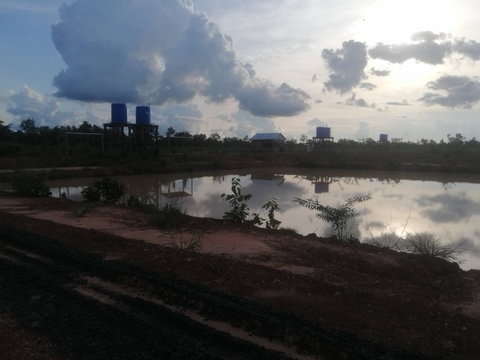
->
left=48, top=168, right=480, bottom=270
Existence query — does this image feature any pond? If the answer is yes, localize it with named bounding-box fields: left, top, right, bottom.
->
left=47, top=168, right=480, bottom=270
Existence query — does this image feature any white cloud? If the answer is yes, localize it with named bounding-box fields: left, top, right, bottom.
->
left=369, top=31, right=452, bottom=65
left=8, top=85, right=59, bottom=119
left=419, top=75, right=480, bottom=108
left=7, top=85, right=102, bottom=127
left=156, top=104, right=203, bottom=135
left=236, top=82, right=310, bottom=117
left=369, top=31, right=480, bottom=65
left=51, top=0, right=310, bottom=118
left=354, top=121, right=370, bottom=140
left=322, top=40, right=368, bottom=93
left=370, top=68, right=391, bottom=77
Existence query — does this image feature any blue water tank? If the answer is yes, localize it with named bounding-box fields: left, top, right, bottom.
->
left=136, top=106, right=150, bottom=125
left=316, top=127, right=331, bottom=138
left=380, top=134, right=388, bottom=142
left=111, top=103, right=127, bottom=124
left=315, top=182, right=329, bottom=193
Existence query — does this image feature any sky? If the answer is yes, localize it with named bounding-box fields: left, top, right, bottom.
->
left=2, top=0, right=480, bottom=142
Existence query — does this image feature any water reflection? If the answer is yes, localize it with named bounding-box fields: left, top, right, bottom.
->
left=47, top=168, right=480, bottom=270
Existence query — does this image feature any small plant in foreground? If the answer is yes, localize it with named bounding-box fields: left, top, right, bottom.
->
left=70, top=203, right=92, bottom=217
left=262, top=198, right=281, bottom=230
left=405, top=232, right=466, bottom=263
left=149, top=199, right=186, bottom=229
left=294, top=194, right=372, bottom=241
left=170, top=230, right=206, bottom=251
left=10, top=171, right=52, bottom=197
left=81, top=177, right=125, bottom=204
left=221, top=177, right=253, bottom=223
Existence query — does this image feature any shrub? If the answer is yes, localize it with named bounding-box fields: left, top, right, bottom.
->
left=294, top=194, right=372, bottom=241
left=221, top=177, right=253, bottom=223
left=149, top=199, right=186, bottom=229
left=10, top=171, right=52, bottom=197
left=170, top=230, right=206, bottom=251
left=405, top=232, right=466, bottom=263
left=262, top=198, right=281, bottom=230
left=81, top=177, right=125, bottom=204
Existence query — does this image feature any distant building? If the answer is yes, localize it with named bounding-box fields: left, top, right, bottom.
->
left=250, top=133, right=286, bottom=152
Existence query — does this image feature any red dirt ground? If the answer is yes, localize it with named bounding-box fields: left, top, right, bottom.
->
left=1, top=193, right=480, bottom=359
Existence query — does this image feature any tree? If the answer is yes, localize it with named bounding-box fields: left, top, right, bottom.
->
left=20, top=118, right=37, bottom=134
left=78, top=121, right=93, bottom=133
left=175, top=131, right=192, bottom=138
left=0, top=120, right=12, bottom=140
left=221, top=177, right=262, bottom=224
left=293, top=194, right=372, bottom=242
left=166, top=127, right=176, bottom=137
left=209, top=133, right=221, bottom=142
left=447, top=133, right=466, bottom=145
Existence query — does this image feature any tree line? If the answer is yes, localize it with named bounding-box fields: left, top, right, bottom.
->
left=1, top=118, right=480, bottom=160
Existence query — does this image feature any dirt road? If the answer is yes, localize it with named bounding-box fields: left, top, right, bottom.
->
left=0, top=221, right=439, bottom=359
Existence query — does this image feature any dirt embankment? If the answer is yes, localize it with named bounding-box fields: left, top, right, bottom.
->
left=1, top=193, right=480, bottom=359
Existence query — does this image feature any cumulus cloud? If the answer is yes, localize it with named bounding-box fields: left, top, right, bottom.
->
left=322, top=40, right=368, bottom=93
left=7, top=85, right=98, bottom=127
left=369, top=31, right=452, bottom=65
left=416, top=193, right=480, bottom=223
left=51, top=0, right=309, bottom=118
left=453, top=39, right=480, bottom=61
left=345, top=93, right=376, bottom=109
left=156, top=104, right=203, bottom=134
left=236, top=82, right=310, bottom=117
left=370, top=68, right=390, bottom=77
left=8, top=85, right=59, bottom=119
left=224, top=110, right=277, bottom=137
left=306, top=117, right=327, bottom=127
left=359, top=82, right=376, bottom=91
left=369, top=31, right=480, bottom=66
left=355, top=121, right=370, bottom=140
left=386, top=100, right=409, bottom=106
left=419, top=75, right=480, bottom=108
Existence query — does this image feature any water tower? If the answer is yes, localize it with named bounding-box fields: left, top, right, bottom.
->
left=104, top=103, right=158, bottom=154
left=311, top=126, right=334, bottom=151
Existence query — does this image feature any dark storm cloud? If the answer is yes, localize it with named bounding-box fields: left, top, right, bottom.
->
left=51, top=0, right=309, bottom=118
left=369, top=31, right=452, bottom=65
left=418, top=75, right=480, bottom=108
left=322, top=40, right=368, bottom=93
left=416, top=192, right=480, bottom=223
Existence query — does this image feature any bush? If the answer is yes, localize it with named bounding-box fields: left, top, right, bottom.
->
left=10, top=171, right=52, bottom=197
left=81, top=177, right=125, bottom=204
left=294, top=194, right=371, bottom=241
left=149, top=199, right=187, bottom=229
left=170, top=230, right=206, bottom=251
left=221, top=177, right=253, bottom=223
left=405, top=232, right=465, bottom=263
left=263, top=198, right=281, bottom=230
